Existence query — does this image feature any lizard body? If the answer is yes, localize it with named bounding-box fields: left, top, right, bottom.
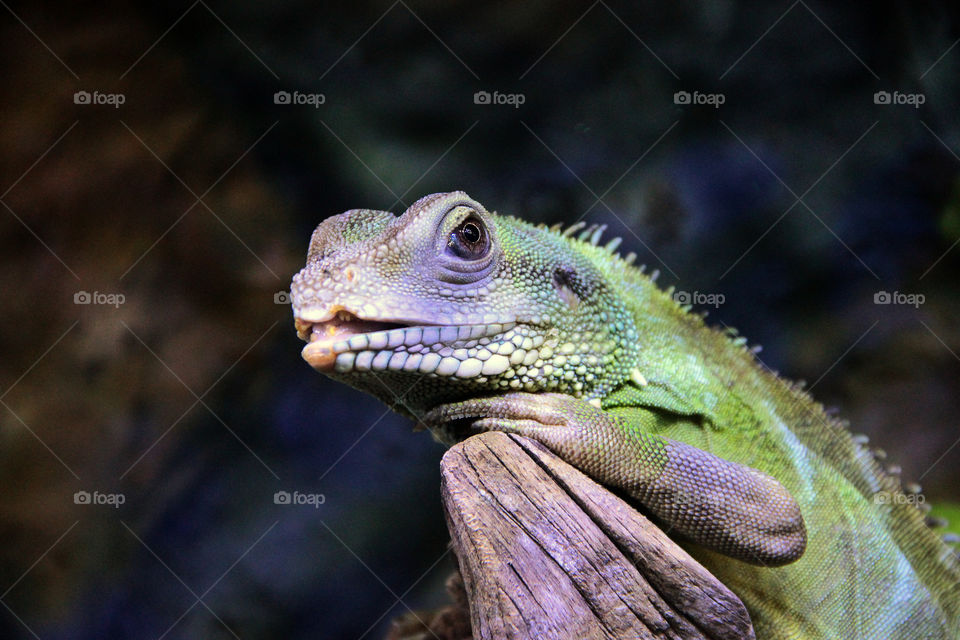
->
left=291, top=192, right=960, bottom=639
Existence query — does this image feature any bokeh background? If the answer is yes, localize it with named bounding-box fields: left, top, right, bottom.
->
left=2, top=1, right=959, bottom=638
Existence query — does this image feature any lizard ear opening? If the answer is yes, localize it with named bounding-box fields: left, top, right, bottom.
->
left=553, top=266, right=580, bottom=310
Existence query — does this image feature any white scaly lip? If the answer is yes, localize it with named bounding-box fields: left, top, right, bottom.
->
left=294, top=306, right=517, bottom=374
left=294, top=306, right=393, bottom=343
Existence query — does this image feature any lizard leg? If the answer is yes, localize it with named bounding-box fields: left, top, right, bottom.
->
left=425, top=392, right=806, bottom=566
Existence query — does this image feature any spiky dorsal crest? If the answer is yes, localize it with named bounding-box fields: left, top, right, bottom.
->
left=543, top=213, right=957, bottom=549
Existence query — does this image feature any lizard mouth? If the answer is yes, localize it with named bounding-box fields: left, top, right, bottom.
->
left=296, top=310, right=406, bottom=370
left=294, top=308, right=518, bottom=376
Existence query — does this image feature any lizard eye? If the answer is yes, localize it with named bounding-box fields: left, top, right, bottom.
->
left=447, top=216, right=489, bottom=260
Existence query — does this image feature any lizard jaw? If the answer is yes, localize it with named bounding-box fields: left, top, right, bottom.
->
left=295, top=308, right=519, bottom=377
left=297, top=310, right=406, bottom=371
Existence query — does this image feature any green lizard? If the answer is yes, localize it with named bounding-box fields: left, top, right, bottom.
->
left=290, top=191, right=960, bottom=639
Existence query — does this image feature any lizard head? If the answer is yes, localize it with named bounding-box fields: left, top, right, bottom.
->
left=290, top=191, right=638, bottom=426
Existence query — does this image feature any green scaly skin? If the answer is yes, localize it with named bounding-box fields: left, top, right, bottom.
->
left=291, top=191, right=960, bottom=639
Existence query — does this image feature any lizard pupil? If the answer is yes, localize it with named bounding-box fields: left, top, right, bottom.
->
left=461, top=221, right=481, bottom=244
left=447, top=217, right=489, bottom=259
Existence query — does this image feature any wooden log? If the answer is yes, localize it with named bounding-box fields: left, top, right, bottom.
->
left=438, top=431, right=755, bottom=640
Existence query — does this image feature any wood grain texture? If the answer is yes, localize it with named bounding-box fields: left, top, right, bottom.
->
left=440, top=431, right=754, bottom=640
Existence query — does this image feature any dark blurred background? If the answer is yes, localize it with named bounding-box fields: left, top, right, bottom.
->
left=2, top=1, right=959, bottom=638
